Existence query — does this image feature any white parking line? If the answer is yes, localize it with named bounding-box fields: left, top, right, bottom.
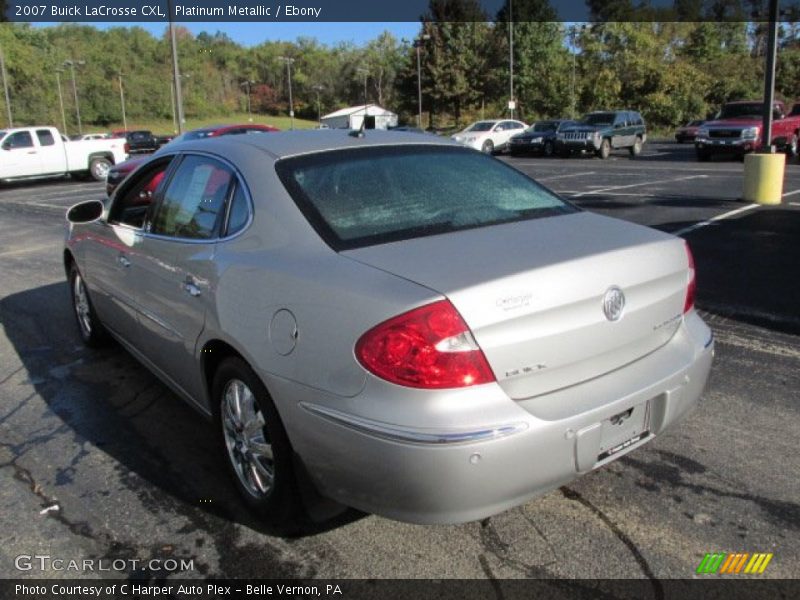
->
left=538, top=171, right=596, bottom=181
left=571, top=174, right=708, bottom=197
left=672, top=204, right=759, bottom=237
left=789, top=202, right=800, bottom=207
left=782, top=188, right=800, bottom=198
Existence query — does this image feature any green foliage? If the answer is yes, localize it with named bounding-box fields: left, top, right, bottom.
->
left=0, top=12, right=796, bottom=134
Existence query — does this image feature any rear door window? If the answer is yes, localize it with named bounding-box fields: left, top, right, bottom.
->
left=36, top=129, right=55, bottom=146
left=150, top=155, right=234, bottom=240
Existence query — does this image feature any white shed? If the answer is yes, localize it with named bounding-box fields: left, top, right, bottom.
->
left=321, top=104, right=399, bottom=130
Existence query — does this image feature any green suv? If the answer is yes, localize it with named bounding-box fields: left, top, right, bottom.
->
left=555, top=111, right=647, bottom=159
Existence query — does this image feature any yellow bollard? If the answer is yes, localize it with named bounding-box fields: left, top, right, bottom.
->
left=742, top=152, right=785, bottom=205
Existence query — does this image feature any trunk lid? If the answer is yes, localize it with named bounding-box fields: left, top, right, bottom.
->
left=344, top=212, right=689, bottom=400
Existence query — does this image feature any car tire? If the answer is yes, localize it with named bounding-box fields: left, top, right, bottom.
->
left=543, top=140, right=555, bottom=157
left=629, top=136, right=643, bottom=157
left=597, top=139, right=611, bottom=159
left=696, top=149, right=710, bottom=162
left=89, top=157, right=112, bottom=182
left=69, top=264, right=109, bottom=347
left=481, top=140, right=494, bottom=154
left=787, top=133, right=798, bottom=157
left=214, top=357, right=304, bottom=530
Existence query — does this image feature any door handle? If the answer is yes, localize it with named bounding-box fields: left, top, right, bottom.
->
left=118, top=255, right=131, bottom=268
left=27, top=151, right=37, bottom=154
left=183, top=281, right=201, bottom=297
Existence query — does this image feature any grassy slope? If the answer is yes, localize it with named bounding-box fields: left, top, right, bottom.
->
left=81, top=113, right=317, bottom=135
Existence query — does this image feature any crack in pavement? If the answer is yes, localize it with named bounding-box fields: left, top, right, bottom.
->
left=560, top=486, right=664, bottom=600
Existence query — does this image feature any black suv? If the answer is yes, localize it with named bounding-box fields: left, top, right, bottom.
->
left=556, top=111, right=646, bottom=159
left=125, top=130, right=158, bottom=154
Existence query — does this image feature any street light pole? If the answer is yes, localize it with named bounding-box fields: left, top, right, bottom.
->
left=278, top=56, right=295, bottom=130
left=0, top=45, right=12, bottom=128
left=509, top=0, right=514, bottom=119
left=760, top=0, right=779, bottom=153
left=64, top=59, right=84, bottom=135
left=414, top=34, right=430, bottom=130
left=240, top=80, right=255, bottom=122
left=118, top=73, right=127, bottom=131
left=55, top=69, right=67, bottom=134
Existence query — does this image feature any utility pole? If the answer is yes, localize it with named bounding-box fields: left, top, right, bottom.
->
left=64, top=59, right=85, bottom=135
left=357, top=67, right=369, bottom=125
left=278, top=56, right=295, bottom=129
left=0, top=45, right=12, bottom=128
left=168, top=0, right=185, bottom=134
left=55, top=69, right=67, bottom=134
left=118, top=73, right=127, bottom=131
left=509, top=0, right=514, bottom=119
left=312, top=84, right=324, bottom=126
left=414, top=34, right=430, bottom=130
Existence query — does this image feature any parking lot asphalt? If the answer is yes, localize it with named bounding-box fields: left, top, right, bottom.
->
left=0, top=141, right=797, bottom=584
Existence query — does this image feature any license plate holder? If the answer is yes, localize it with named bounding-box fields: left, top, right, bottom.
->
left=597, top=402, right=650, bottom=461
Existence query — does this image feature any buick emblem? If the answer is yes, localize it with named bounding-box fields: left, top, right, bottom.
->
left=603, top=286, right=625, bottom=322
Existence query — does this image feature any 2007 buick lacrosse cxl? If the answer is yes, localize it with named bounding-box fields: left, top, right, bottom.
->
left=63, top=130, right=713, bottom=526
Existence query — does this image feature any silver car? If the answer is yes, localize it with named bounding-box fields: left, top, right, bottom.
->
left=64, top=131, right=714, bottom=526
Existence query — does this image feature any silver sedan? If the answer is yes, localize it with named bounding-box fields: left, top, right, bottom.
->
left=64, top=131, right=713, bottom=527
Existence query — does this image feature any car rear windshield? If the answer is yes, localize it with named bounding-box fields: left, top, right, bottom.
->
left=276, top=145, right=575, bottom=251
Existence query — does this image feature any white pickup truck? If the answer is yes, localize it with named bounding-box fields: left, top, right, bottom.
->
left=0, top=126, right=128, bottom=183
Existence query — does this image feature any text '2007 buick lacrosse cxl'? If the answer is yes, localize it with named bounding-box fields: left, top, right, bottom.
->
left=64, top=131, right=713, bottom=527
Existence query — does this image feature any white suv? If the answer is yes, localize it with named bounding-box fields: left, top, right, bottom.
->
left=451, top=119, right=528, bottom=154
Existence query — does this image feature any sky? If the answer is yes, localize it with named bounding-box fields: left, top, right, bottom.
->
left=37, top=22, right=423, bottom=47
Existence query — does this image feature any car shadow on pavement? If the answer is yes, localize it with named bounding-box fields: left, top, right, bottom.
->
left=0, top=281, right=364, bottom=539
left=658, top=208, right=800, bottom=335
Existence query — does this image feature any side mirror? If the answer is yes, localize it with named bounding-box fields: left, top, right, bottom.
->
left=67, top=200, right=104, bottom=224
left=1, top=142, right=10, bottom=151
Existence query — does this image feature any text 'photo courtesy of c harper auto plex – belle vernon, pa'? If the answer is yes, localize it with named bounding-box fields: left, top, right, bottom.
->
left=0, top=0, right=799, bottom=599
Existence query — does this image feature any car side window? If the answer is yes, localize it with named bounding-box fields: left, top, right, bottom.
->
left=150, top=155, right=234, bottom=240
left=36, top=130, right=55, bottom=146
left=109, top=159, right=174, bottom=229
left=494, top=123, right=505, bottom=131
left=2, top=131, right=33, bottom=150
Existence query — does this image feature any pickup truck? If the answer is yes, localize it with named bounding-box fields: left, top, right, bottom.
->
left=695, top=100, right=800, bottom=161
left=0, top=126, right=128, bottom=182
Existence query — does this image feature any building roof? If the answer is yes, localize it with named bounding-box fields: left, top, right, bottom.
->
left=321, top=104, right=397, bottom=119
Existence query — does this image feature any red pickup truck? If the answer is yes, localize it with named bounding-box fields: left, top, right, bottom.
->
left=694, top=100, right=800, bottom=161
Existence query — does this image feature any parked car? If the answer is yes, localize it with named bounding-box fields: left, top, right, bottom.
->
left=105, top=123, right=280, bottom=195
left=695, top=100, right=800, bottom=161
left=65, top=131, right=713, bottom=527
left=0, top=126, right=127, bottom=182
left=674, top=120, right=705, bottom=143
left=123, top=130, right=159, bottom=154
left=155, top=134, right=174, bottom=148
left=556, top=111, right=647, bottom=159
left=509, top=120, right=576, bottom=157
left=70, top=133, right=109, bottom=141
left=451, top=119, right=528, bottom=154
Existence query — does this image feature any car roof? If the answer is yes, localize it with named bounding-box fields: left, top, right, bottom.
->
left=162, top=129, right=460, bottom=161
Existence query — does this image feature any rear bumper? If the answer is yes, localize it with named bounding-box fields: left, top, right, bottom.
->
left=267, top=311, right=714, bottom=524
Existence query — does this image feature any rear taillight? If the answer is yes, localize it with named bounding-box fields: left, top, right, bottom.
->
left=123, top=142, right=130, bottom=154
left=355, top=300, right=495, bottom=389
left=684, top=242, right=696, bottom=314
